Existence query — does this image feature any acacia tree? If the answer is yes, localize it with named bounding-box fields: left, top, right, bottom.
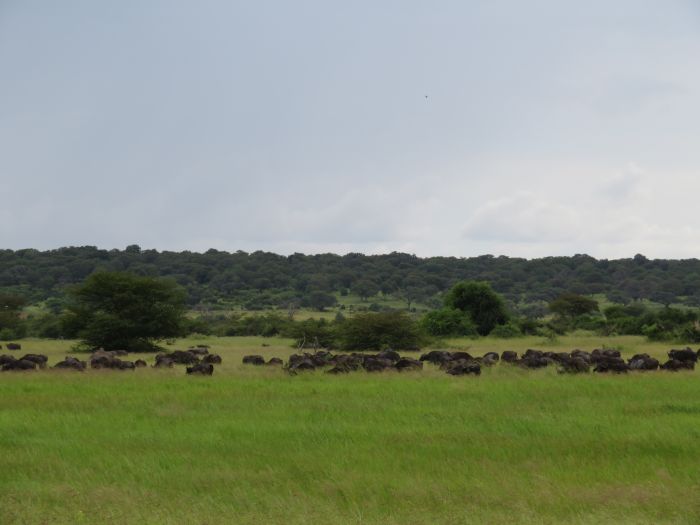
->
left=65, top=272, right=186, bottom=352
left=444, top=281, right=509, bottom=336
left=548, top=293, right=599, bottom=319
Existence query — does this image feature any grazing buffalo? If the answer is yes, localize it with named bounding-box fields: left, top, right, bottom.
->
left=134, top=359, right=148, bottom=368
left=187, top=346, right=209, bottom=356
left=53, top=357, right=87, bottom=371
left=593, top=358, right=629, bottom=373
left=327, top=364, right=351, bottom=374
left=419, top=350, right=452, bottom=365
left=362, top=357, right=394, bottom=372
left=2, top=359, right=35, bottom=371
left=501, top=350, right=518, bottom=363
left=168, top=350, right=200, bottom=365
left=202, top=354, right=222, bottom=364
left=2, top=359, right=37, bottom=371
left=559, top=357, right=590, bottom=374
left=20, top=354, right=48, bottom=368
left=451, top=351, right=473, bottom=361
left=668, top=348, right=698, bottom=363
left=446, top=360, right=481, bottom=376
left=376, top=349, right=401, bottom=362
left=0, top=355, right=16, bottom=366
left=242, top=355, right=265, bottom=366
left=287, top=358, right=316, bottom=373
left=153, top=355, right=174, bottom=368
left=628, top=354, right=659, bottom=371
left=266, top=357, right=284, bottom=366
left=661, top=359, right=695, bottom=371
left=395, top=357, right=423, bottom=371
left=6, top=343, right=21, bottom=351
left=90, top=355, right=135, bottom=370
left=186, top=363, right=214, bottom=375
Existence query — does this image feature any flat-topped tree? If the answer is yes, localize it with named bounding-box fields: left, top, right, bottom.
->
left=65, top=272, right=186, bottom=352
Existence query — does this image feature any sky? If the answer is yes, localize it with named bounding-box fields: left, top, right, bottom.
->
left=1, top=1, right=699, bottom=259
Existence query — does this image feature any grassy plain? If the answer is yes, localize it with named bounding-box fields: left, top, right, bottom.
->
left=1, top=335, right=700, bottom=524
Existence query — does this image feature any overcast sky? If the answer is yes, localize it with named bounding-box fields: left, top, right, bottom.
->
left=1, top=1, right=699, bottom=258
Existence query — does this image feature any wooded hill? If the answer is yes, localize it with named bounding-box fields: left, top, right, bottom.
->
left=1, top=246, right=699, bottom=310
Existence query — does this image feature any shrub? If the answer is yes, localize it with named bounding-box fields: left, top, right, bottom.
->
left=444, top=281, right=509, bottom=335
left=336, top=312, right=424, bottom=351
left=421, top=308, right=478, bottom=337
left=490, top=322, right=521, bottom=339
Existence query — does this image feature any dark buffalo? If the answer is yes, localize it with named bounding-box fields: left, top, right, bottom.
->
left=266, top=357, right=284, bottom=366
left=661, top=359, right=695, bottom=371
left=134, top=359, right=148, bottom=368
left=202, top=354, right=222, bottom=364
left=20, top=354, right=48, bottom=369
left=419, top=350, right=452, bottom=365
left=243, top=355, right=266, bottom=366
left=362, top=357, right=393, bottom=372
left=395, top=357, right=423, bottom=371
left=168, top=350, right=200, bottom=365
left=559, top=357, right=590, bottom=374
left=376, top=349, right=401, bottom=362
left=186, top=363, right=214, bottom=375
left=2, top=359, right=36, bottom=371
left=628, top=354, right=659, bottom=371
left=501, top=350, right=518, bottom=363
left=0, top=355, right=16, bottom=366
left=593, top=358, right=630, bottom=373
left=668, top=348, right=698, bottom=363
left=446, top=360, right=481, bottom=376
left=153, top=355, right=174, bottom=368
left=6, top=343, right=21, bottom=351
left=53, top=357, right=87, bottom=371
left=187, top=346, right=210, bottom=356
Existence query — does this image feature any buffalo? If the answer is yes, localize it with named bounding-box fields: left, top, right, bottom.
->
left=186, top=363, right=214, bottom=375
left=242, top=355, right=266, bottom=366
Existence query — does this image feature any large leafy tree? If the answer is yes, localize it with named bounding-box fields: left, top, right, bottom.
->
left=444, top=281, right=508, bottom=336
left=65, top=272, right=186, bottom=352
left=548, top=293, right=599, bottom=319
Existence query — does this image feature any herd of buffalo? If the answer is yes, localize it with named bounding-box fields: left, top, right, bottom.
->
left=0, top=344, right=222, bottom=375
left=242, top=347, right=700, bottom=375
left=0, top=342, right=698, bottom=377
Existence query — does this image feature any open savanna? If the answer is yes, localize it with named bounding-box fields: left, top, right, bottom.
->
left=2, top=335, right=700, bottom=524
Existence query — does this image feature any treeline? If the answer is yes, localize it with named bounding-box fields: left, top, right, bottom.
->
left=2, top=246, right=700, bottom=309
left=4, top=280, right=700, bottom=345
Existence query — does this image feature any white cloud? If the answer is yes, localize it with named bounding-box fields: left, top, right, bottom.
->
left=462, top=192, right=581, bottom=243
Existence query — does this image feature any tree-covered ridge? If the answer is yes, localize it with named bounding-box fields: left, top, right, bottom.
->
left=1, top=246, right=699, bottom=308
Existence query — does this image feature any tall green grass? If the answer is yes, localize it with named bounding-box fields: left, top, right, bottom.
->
left=1, top=336, right=699, bottom=524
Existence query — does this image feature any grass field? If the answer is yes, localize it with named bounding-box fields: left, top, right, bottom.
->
left=1, top=336, right=700, bottom=524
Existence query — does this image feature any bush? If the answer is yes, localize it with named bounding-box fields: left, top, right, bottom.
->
left=490, top=322, right=521, bottom=339
left=336, top=312, right=424, bottom=351
left=444, top=281, right=509, bottom=335
left=0, top=327, right=17, bottom=341
left=284, top=318, right=336, bottom=349
left=421, top=308, right=478, bottom=337
left=65, top=272, right=186, bottom=352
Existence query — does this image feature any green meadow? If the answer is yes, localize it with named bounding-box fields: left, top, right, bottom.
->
left=1, top=336, right=700, bottom=524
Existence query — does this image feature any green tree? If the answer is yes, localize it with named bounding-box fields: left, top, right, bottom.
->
left=444, top=281, right=508, bottom=336
left=0, top=293, right=27, bottom=339
left=336, top=311, right=423, bottom=351
left=421, top=308, right=477, bottom=337
left=65, top=272, right=186, bottom=352
left=548, top=293, right=599, bottom=319
left=305, top=291, right=337, bottom=311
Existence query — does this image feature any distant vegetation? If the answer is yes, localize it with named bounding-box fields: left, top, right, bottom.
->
left=2, top=246, right=700, bottom=309
left=2, top=246, right=700, bottom=345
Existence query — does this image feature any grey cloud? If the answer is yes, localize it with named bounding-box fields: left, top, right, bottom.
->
left=1, top=1, right=700, bottom=257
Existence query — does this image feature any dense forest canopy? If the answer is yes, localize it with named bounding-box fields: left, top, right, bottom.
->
left=1, top=246, right=699, bottom=309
